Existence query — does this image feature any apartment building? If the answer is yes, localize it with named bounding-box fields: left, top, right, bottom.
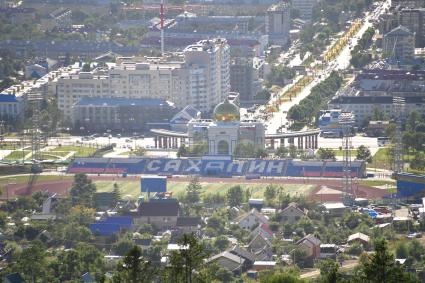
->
left=383, top=25, right=415, bottom=60
left=292, top=0, right=318, bottom=22
left=230, top=57, right=262, bottom=102
left=329, top=96, right=425, bottom=125
left=328, top=69, right=425, bottom=125
left=391, top=0, right=424, bottom=9
left=400, top=8, right=425, bottom=47
left=266, top=2, right=291, bottom=46
left=56, top=38, right=230, bottom=119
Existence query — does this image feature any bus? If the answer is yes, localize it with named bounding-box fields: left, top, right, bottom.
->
left=377, top=137, right=390, bottom=146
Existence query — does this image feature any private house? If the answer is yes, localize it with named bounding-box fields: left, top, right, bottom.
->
left=280, top=202, right=307, bottom=223
left=237, top=209, right=269, bottom=230
left=176, top=217, right=202, bottom=234
left=322, top=202, right=348, bottom=217
left=296, top=234, right=321, bottom=259
left=248, top=233, right=274, bottom=261
left=229, top=245, right=256, bottom=269
left=4, top=273, right=26, bottom=283
left=250, top=223, right=274, bottom=241
left=347, top=232, right=370, bottom=248
left=136, top=201, right=179, bottom=229
left=252, top=261, right=276, bottom=271
left=89, top=216, right=133, bottom=237
left=206, top=251, right=245, bottom=274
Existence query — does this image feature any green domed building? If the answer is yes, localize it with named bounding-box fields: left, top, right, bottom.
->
left=213, top=98, right=240, bottom=122
left=186, top=97, right=265, bottom=156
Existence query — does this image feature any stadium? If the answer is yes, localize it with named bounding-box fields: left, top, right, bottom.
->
left=68, top=157, right=366, bottom=178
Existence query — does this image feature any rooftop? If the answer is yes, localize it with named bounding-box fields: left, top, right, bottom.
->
left=75, top=97, right=173, bottom=107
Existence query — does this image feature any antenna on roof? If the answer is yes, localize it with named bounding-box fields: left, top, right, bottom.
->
left=160, top=0, right=165, bottom=56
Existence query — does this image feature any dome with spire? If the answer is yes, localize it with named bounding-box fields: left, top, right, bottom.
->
left=213, top=98, right=240, bottom=122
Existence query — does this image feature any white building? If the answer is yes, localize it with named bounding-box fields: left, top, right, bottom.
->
left=56, top=38, right=230, bottom=119
left=292, top=0, right=318, bottom=22
left=266, top=2, right=291, bottom=46
left=383, top=25, right=416, bottom=61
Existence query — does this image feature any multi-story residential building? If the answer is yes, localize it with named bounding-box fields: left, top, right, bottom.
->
left=391, top=0, right=424, bottom=9
left=292, top=0, right=318, bottom=22
left=184, top=38, right=231, bottom=112
left=400, top=8, right=425, bottom=47
left=266, top=2, right=291, bottom=46
left=71, top=97, right=177, bottom=132
left=56, top=38, right=230, bottom=119
left=383, top=25, right=415, bottom=60
left=328, top=96, right=425, bottom=125
left=230, top=57, right=262, bottom=102
left=354, top=69, right=425, bottom=96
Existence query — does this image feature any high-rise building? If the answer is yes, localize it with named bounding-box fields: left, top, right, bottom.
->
left=184, top=38, right=231, bottom=112
left=266, top=2, right=291, bottom=46
left=292, top=0, right=318, bottom=22
left=391, top=0, right=424, bottom=9
left=230, top=57, right=262, bottom=102
left=383, top=25, right=415, bottom=60
left=400, top=8, right=425, bottom=47
left=56, top=38, right=230, bottom=119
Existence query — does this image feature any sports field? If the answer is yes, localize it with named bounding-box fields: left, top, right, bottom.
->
left=94, top=180, right=314, bottom=200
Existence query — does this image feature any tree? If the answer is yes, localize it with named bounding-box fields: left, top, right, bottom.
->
left=177, top=144, right=188, bottom=157
left=132, top=146, right=146, bottom=156
left=113, top=238, right=135, bottom=256
left=82, top=63, right=91, bottom=72
left=359, top=239, right=419, bottom=283
left=407, top=111, right=422, bottom=131
left=213, top=235, right=229, bottom=251
left=372, top=107, right=386, bottom=121
left=16, top=240, right=47, bottom=283
left=356, top=145, right=372, bottom=163
left=261, top=271, right=305, bottom=283
left=226, top=185, right=244, bottom=207
left=114, top=246, right=156, bottom=283
left=255, top=89, right=271, bottom=101
left=289, top=144, right=297, bottom=158
left=318, top=259, right=340, bottom=283
left=70, top=173, right=96, bottom=207
left=264, top=185, right=277, bottom=203
left=255, top=148, right=268, bottom=158
left=276, top=146, right=289, bottom=158
left=112, top=183, right=121, bottom=205
left=68, top=205, right=96, bottom=225
left=186, top=176, right=202, bottom=204
left=168, top=234, right=209, bottom=283
left=317, top=148, right=336, bottom=160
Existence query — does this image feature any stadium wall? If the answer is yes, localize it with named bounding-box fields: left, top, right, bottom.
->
left=68, top=157, right=366, bottom=178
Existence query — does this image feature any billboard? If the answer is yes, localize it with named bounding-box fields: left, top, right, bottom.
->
left=141, top=176, right=167, bottom=193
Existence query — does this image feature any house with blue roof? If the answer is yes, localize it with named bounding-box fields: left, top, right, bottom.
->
left=89, top=216, right=133, bottom=237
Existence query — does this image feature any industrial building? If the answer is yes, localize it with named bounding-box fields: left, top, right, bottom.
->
left=71, top=97, right=177, bottom=133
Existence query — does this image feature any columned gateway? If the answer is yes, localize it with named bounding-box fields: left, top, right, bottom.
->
left=150, top=98, right=321, bottom=152
left=265, top=129, right=320, bottom=150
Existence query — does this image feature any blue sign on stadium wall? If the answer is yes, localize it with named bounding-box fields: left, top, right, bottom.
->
left=69, top=157, right=366, bottom=178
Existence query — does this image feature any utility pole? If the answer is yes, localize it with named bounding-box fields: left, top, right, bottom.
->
left=339, top=113, right=355, bottom=206
left=393, top=96, right=405, bottom=174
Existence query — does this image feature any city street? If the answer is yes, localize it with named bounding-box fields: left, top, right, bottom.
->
left=250, top=0, right=390, bottom=148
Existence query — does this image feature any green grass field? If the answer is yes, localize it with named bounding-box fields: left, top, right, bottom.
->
left=94, top=180, right=314, bottom=200
left=51, top=146, right=96, bottom=157
left=332, top=149, right=358, bottom=157
left=359, top=180, right=396, bottom=187
left=370, top=148, right=393, bottom=170
left=4, top=150, right=30, bottom=160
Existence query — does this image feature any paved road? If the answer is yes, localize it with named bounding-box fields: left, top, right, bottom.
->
left=300, top=260, right=358, bottom=279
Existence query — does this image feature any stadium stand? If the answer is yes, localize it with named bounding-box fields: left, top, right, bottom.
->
left=68, top=157, right=366, bottom=178
left=67, top=157, right=110, bottom=174
left=396, top=173, right=425, bottom=198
